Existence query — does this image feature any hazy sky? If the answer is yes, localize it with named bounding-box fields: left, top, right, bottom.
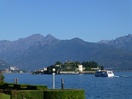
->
left=0, top=0, right=132, bottom=42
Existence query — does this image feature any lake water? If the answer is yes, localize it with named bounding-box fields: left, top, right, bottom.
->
left=4, top=72, right=132, bottom=99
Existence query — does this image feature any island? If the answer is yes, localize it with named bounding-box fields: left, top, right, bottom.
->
left=32, top=60, right=104, bottom=74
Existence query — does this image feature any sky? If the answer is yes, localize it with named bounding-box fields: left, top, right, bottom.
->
left=0, top=0, right=132, bottom=42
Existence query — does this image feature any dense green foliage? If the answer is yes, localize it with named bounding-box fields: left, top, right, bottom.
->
left=46, top=61, right=103, bottom=73
left=82, top=61, right=103, bottom=71
left=44, top=89, right=85, bottom=99
left=0, top=83, right=47, bottom=92
left=10, top=89, right=85, bottom=99
left=0, top=83, right=85, bottom=99
left=11, top=90, right=44, bottom=99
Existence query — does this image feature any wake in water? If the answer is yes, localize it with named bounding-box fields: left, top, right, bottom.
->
left=113, top=75, right=120, bottom=78
left=114, top=75, right=132, bottom=78
left=119, top=75, right=132, bottom=78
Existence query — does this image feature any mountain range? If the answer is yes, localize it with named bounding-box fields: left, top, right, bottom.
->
left=0, top=34, right=132, bottom=70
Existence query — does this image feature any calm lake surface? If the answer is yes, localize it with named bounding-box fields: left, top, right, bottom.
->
left=4, top=72, right=132, bottom=99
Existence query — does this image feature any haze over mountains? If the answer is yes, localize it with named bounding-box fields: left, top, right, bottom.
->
left=0, top=34, right=132, bottom=70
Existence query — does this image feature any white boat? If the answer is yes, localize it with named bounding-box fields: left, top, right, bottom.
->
left=95, top=70, right=114, bottom=77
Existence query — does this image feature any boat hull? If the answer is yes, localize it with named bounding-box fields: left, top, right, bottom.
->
left=95, top=70, right=114, bottom=77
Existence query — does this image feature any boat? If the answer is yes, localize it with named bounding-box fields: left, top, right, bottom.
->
left=95, top=70, right=114, bottom=77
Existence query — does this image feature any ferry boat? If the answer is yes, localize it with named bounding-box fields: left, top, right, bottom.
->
left=95, top=70, right=114, bottom=77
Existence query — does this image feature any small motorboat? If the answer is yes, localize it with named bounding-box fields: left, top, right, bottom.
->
left=95, top=70, right=114, bottom=77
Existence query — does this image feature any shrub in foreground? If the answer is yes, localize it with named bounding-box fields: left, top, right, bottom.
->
left=44, top=89, right=85, bottom=99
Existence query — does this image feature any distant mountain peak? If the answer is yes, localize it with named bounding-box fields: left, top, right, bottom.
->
left=46, top=34, right=56, bottom=39
left=28, top=34, right=45, bottom=40
left=98, top=34, right=132, bottom=44
left=45, top=34, right=58, bottom=42
left=127, top=34, right=132, bottom=37
left=98, top=40, right=112, bottom=44
left=113, top=34, right=132, bottom=43
left=71, top=37, right=84, bottom=41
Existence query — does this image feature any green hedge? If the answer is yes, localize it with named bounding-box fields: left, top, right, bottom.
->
left=0, top=83, right=47, bottom=90
left=36, top=85, right=48, bottom=90
left=0, top=93, right=10, bottom=99
left=44, top=89, right=85, bottom=99
left=11, top=90, right=44, bottom=99
left=10, top=89, right=85, bottom=99
left=0, top=83, right=85, bottom=99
